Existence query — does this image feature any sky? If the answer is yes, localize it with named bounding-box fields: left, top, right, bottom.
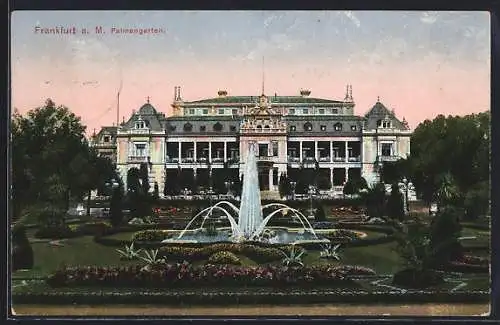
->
left=11, top=11, right=490, bottom=133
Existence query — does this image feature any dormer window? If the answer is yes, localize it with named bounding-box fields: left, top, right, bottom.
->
left=351, top=125, right=357, bottom=131
left=103, top=136, right=110, bottom=143
left=289, top=109, right=295, bottom=115
left=318, top=109, right=325, bottom=115
left=302, top=108, right=309, bottom=115
left=189, top=109, right=195, bottom=115
left=213, top=122, right=223, bottom=132
left=304, top=122, right=313, bottom=131
left=232, top=109, right=238, bottom=115
left=202, top=109, right=209, bottom=115
left=135, top=121, right=145, bottom=129
left=378, top=119, right=391, bottom=128
left=200, top=125, right=206, bottom=132
left=183, top=123, right=193, bottom=132
left=169, top=125, right=177, bottom=132
left=218, top=108, right=225, bottom=115
left=332, top=108, right=338, bottom=114
left=320, top=125, right=326, bottom=131
left=230, top=125, right=236, bottom=132
left=334, top=123, right=342, bottom=131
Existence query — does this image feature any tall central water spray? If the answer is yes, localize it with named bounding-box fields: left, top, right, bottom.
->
left=237, top=143, right=264, bottom=238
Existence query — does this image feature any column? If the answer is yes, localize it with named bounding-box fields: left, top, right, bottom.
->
left=345, top=141, right=349, bottom=162
left=268, top=169, right=273, bottom=191
left=178, top=142, right=182, bottom=161
left=193, top=141, right=197, bottom=162
left=314, top=141, right=318, bottom=161
left=299, top=141, right=303, bottom=162
left=330, top=168, right=334, bottom=190
left=345, top=167, right=349, bottom=184
left=208, top=142, right=212, bottom=163
left=330, top=141, right=334, bottom=162
left=224, top=141, right=227, bottom=162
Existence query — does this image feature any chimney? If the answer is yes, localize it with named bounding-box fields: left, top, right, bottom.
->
left=218, top=90, right=228, bottom=97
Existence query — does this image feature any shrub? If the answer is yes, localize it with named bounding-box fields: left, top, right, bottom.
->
left=34, top=225, right=75, bottom=239
left=132, top=230, right=169, bottom=242
left=47, top=263, right=361, bottom=288
left=392, top=268, right=444, bottom=288
left=387, top=183, right=404, bottom=221
left=12, top=224, right=34, bottom=271
left=79, top=221, right=113, bottom=236
left=208, top=251, right=241, bottom=265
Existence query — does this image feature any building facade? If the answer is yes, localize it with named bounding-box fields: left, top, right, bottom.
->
left=92, top=86, right=411, bottom=196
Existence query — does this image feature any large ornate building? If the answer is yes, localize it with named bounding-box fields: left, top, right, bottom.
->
left=91, top=85, right=411, bottom=197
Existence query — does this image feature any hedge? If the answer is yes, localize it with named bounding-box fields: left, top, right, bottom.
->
left=12, top=289, right=489, bottom=305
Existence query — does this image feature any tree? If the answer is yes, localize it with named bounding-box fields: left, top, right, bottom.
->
left=153, top=182, right=160, bottom=202
left=278, top=173, right=292, bottom=199
left=343, top=177, right=368, bottom=197
left=380, top=159, right=411, bottom=185
left=387, top=183, right=405, bottom=221
left=428, top=205, right=464, bottom=265
left=409, top=112, right=490, bottom=206
left=362, top=183, right=387, bottom=219
left=109, top=186, right=124, bottom=227
left=12, top=99, right=92, bottom=218
left=12, top=224, right=34, bottom=271
left=314, top=202, right=327, bottom=221
left=435, top=173, right=461, bottom=209
left=463, top=181, right=490, bottom=220
left=139, top=163, right=150, bottom=194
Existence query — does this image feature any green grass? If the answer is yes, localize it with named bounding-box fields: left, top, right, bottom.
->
left=13, top=235, right=136, bottom=279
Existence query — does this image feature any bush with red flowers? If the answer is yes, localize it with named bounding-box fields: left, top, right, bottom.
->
left=46, top=263, right=375, bottom=288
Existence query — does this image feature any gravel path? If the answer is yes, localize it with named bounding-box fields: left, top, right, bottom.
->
left=12, top=303, right=489, bottom=316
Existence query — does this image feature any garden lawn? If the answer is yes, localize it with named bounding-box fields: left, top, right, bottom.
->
left=13, top=235, right=135, bottom=279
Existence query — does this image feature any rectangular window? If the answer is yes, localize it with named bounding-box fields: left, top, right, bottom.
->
left=289, top=108, right=295, bottom=115
left=189, top=109, right=195, bottom=115
left=202, top=109, right=208, bottom=115
left=272, top=141, right=279, bottom=156
left=381, top=143, right=392, bottom=156
left=302, top=108, right=308, bottom=114
left=318, top=109, right=325, bottom=114
left=135, top=144, right=146, bottom=157
left=258, top=143, right=268, bottom=157
left=200, top=125, right=206, bottom=132
left=103, top=136, right=110, bottom=143
left=332, top=108, right=338, bottom=114
left=218, top=108, right=225, bottom=115
left=232, top=109, right=238, bottom=115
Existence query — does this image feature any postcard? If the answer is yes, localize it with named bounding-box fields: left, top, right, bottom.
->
left=10, top=10, right=491, bottom=317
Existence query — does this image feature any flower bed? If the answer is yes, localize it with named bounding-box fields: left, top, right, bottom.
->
left=46, top=264, right=374, bottom=288
left=132, top=230, right=170, bottom=242
left=158, top=243, right=284, bottom=263
left=208, top=251, right=241, bottom=265
left=321, top=229, right=362, bottom=243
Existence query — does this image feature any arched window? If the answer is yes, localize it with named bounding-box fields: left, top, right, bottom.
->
left=334, top=123, right=342, bottom=131
left=183, top=123, right=193, bottom=132
left=304, top=122, right=313, bottom=131
left=213, top=122, right=223, bottom=131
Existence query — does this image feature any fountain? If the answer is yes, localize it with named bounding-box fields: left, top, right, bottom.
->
left=162, top=143, right=329, bottom=245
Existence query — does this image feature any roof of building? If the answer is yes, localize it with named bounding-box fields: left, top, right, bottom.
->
left=122, top=102, right=166, bottom=131
left=185, top=95, right=344, bottom=105
left=364, top=100, right=408, bottom=130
